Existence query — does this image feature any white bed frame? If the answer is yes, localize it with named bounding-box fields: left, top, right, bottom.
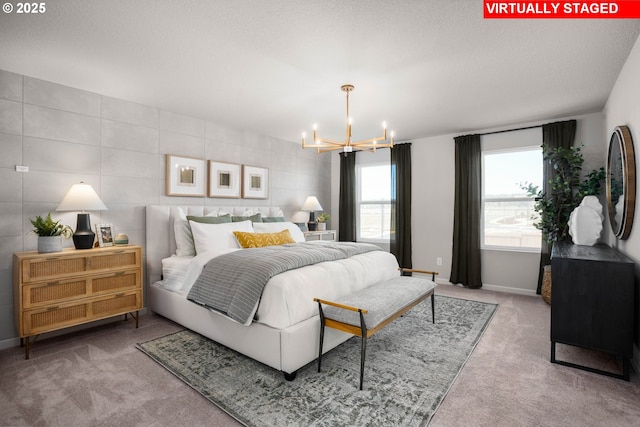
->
left=145, top=205, right=352, bottom=379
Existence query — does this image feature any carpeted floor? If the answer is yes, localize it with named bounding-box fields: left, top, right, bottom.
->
left=136, top=295, right=497, bottom=426
left=1, top=284, right=640, bottom=426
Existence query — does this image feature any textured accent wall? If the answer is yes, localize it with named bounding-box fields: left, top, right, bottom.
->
left=0, top=68, right=331, bottom=343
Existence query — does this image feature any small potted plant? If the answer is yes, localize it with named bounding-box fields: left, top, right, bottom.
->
left=316, top=213, right=330, bottom=231
left=30, top=213, right=73, bottom=253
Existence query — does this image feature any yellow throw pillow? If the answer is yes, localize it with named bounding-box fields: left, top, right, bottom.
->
left=233, top=229, right=296, bottom=248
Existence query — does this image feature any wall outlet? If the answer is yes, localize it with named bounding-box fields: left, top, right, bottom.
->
left=436, top=257, right=443, bottom=266
left=15, top=165, right=29, bottom=172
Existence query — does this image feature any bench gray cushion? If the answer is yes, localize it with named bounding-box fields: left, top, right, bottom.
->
left=323, top=276, right=436, bottom=329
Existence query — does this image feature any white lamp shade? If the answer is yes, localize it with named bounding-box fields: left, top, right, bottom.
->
left=302, top=196, right=323, bottom=211
left=57, top=183, right=108, bottom=212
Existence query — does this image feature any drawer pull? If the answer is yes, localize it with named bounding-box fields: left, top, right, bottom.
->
left=115, top=293, right=125, bottom=297
left=115, top=271, right=125, bottom=276
left=46, top=281, right=59, bottom=287
left=46, top=306, right=59, bottom=311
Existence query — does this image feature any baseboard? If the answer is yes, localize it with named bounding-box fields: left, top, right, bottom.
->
left=0, top=308, right=148, bottom=352
left=481, top=283, right=538, bottom=296
left=432, top=277, right=537, bottom=297
left=632, top=344, right=640, bottom=375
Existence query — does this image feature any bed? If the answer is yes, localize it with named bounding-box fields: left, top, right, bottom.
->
left=145, top=205, right=400, bottom=379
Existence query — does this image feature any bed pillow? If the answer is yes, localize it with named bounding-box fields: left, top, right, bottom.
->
left=253, top=221, right=306, bottom=243
left=233, top=229, right=296, bottom=248
left=189, top=219, right=254, bottom=254
left=173, top=208, right=195, bottom=257
left=262, top=216, right=286, bottom=222
left=232, top=212, right=262, bottom=222
left=187, top=214, right=231, bottom=224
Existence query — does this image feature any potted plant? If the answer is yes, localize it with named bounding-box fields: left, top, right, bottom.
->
left=30, top=213, right=73, bottom=253
left=522, top=145, right=605, bottom=303
left=316, top=213, right=330, bottom=231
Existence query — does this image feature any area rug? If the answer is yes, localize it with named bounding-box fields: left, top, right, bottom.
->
left=137, top=295, right=497, bottom=426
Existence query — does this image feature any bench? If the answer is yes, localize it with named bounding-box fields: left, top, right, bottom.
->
left=314, top=268, right=438, bottom=390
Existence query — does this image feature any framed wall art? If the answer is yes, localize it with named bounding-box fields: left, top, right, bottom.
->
left=242, top=165, right=269, bottom=199
left=166, top=154, right=206, bottom=197
left=96, top=224, right=114, bottom=247
left=208, top=160, right=241, bottom=198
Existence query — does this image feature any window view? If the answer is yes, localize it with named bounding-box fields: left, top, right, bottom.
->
left=482, top=147, right=542, bottom=250
left=357, top=164, right=392, bottom=241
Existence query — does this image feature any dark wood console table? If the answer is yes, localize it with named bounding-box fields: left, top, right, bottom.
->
left=550, top=242, right=634, bottom=381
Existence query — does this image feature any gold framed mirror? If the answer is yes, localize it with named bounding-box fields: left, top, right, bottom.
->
left=606, top=125, right=636, bottom=239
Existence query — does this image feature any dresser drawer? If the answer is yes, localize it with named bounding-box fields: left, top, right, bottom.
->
left=19, top=248, right=141, bottom=283
left=21, top=290, right=142, bottom=336
left=22, top=270, right=141, bottom=309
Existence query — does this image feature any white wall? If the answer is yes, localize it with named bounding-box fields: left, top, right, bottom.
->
left=0, top=69, right=331, bottom=344
left=603, top=33, right=640, bottom=369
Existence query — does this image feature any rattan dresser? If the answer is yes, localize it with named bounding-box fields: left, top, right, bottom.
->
left=13, top=245, right=143, bottom=359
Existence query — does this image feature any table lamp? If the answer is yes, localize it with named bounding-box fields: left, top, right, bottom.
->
left=57, top=182, right=108, bottom=249
left=302, top=196, right=323, bottom=231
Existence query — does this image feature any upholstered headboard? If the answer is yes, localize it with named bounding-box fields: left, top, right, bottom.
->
left=145, top=205, right=282, bottom=287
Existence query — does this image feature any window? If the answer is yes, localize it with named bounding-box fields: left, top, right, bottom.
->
left=482, top=147, right=542, bottom=251
left=357, top=163, right=391, bottom=242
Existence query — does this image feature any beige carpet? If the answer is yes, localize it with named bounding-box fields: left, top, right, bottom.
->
left=1, top=284, right=639, bottom=426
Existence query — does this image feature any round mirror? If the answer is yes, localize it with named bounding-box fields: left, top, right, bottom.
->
left=606, top=125, right=636, bottom=239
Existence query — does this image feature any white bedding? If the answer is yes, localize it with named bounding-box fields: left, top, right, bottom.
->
left=160, top=245, right=399, bottom=329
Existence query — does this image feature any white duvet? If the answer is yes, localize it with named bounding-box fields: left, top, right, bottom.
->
left=160, top=244, right=400, bottom=329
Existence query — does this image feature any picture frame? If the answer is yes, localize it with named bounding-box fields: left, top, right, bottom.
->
left=208, top=160, right=241, bottom=198
left=96, top=224, right=114, bottom=247
left=166, top=154, right=206, bottom=197
left=242, top=165, right=269, bottom=199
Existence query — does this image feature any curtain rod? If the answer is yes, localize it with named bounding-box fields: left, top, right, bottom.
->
left=478, top=124, right=542, bottom=137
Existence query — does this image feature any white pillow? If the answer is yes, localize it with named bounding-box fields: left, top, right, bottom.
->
left=173, top=207, right=224, bottom=256
left=253, top=221, right=305, bottom=243
left=174, top=208, right=195, bottom=257
left=189, top=220, right=254, bottom=254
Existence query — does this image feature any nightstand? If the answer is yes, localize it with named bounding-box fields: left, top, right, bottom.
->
left=13, top=245, right=143, bottom=359
left=304, top=230, right=337, bottom=242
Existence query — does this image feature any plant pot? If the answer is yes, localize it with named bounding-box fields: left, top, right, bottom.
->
left=317, top=223, right=327, bottom=231
left=38, top=236, right=62, bottom=253
left=541, top=265, right=552, bottom=305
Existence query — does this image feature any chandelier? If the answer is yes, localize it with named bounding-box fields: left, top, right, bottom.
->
left=301, top=84, right=394, bottom=153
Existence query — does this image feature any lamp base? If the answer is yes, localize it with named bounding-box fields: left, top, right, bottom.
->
left=73, top=213, right=95, bottom=250
left=307, top=211, right=317, bottom=231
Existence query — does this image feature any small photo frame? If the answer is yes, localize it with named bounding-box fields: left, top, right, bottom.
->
left=209, top=160, right=241, bottom=198
left=166, top=154, right=206, bottom=197
left=96, top=224, right=114, bottom=247
left=242, top=165, right=269, bottom=199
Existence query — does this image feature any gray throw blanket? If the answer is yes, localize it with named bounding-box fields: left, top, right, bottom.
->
left=187, top=241, right=382, bottom=325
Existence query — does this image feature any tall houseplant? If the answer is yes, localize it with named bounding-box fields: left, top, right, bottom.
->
left=523, top=146, right=605, bottom=304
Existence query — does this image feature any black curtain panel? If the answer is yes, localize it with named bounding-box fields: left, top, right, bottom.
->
left=451, top=134, right=482, bottom=289
left=338, top=151, right=357, bottom=242
left=537, top=120, right=576, bottom=293
left=391, top=143, right=412, bottom=269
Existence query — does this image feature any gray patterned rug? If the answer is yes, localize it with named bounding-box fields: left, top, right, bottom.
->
left=137, top=295, right=497, bottom=426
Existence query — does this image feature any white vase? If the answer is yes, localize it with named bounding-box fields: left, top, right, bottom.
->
left=568, top=196, right=603, bottom=246
left=317, top=223, right=326, bottom=231
left=38, top=235, right=62, bottom=253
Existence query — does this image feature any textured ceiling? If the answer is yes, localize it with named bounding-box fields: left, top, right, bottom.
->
left=1, top=0, right=639, bottom=143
